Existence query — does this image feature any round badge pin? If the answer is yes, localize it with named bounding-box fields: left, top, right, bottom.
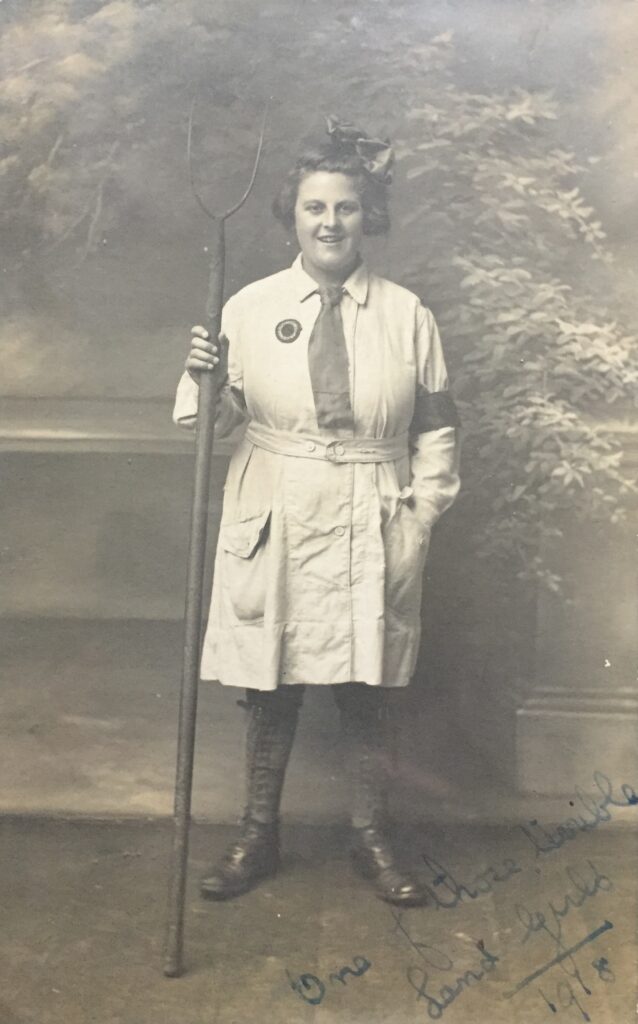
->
left=275, top=319, right=302, bottom=343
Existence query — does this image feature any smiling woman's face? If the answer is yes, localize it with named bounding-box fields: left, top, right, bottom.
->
left=294, top=171, right=364, bottom=285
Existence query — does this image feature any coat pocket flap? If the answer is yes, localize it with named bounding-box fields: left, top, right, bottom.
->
left=219, top=510, right=271, bottom=559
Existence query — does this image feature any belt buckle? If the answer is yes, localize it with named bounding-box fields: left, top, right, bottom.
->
left=326, top=440, right=347, bottom=461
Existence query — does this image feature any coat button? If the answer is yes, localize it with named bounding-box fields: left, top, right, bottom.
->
left=335, top=443, right=345, bottom=456
left=306, top=441, right=316, bottom=452
left=334, top=526, right=345, bottom=537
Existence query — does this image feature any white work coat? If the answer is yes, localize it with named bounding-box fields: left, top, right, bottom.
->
left=173, top=254, right=460, bottom=690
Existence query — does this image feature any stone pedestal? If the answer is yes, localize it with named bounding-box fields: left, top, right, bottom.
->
left=516, top=526, right=638, bottom=794
left=444, top=423, right=637, bottom=798
left=516, top=425, right=638, bottom=795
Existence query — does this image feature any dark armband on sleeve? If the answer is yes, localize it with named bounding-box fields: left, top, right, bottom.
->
left=410, top=387, right=461, bottom=434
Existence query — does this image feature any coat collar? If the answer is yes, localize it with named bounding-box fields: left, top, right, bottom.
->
left=290, top=252, right=369, bottom=306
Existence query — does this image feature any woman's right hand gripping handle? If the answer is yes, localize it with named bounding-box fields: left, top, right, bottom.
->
left=185, top=326, right=228, bottom=385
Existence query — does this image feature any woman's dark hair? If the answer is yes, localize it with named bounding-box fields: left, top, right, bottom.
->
left=272, top=141, right=391, bottom=236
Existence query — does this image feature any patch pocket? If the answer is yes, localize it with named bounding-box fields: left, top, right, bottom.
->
left=219, top=510, right=271, bottom=621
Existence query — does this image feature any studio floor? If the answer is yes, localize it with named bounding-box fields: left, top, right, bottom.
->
left=1, top=816, right=636, bottom=1024
left=2, top=618, right=637, bottom=1022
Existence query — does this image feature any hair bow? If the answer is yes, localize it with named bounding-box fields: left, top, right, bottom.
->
left=325, top=115, right=394, bottom=185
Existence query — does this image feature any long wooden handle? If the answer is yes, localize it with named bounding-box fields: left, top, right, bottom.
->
left=164, top=219, right=226, bottom=978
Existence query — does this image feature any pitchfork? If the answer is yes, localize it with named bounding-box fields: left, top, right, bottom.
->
left=164, top=103, right=267, bottom=978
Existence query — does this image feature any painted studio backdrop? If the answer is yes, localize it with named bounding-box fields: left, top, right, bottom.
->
left=2, top=4, right=637, bottom=814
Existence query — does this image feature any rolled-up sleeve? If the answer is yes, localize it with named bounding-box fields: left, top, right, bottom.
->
left=409, top=306, right=461, bottom=529
left=172, top=294, right=247, bottom=439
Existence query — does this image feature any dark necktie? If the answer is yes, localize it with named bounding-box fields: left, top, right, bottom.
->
left=307, top=285, right=355, bottom=434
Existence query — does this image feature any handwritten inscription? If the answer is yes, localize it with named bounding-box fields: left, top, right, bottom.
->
left=406, top=940, right=499, bottom=1019
left=537, top=953, right=617, bottom=1022
left=418, top=853, right=523, bottom=910
left=515, top=860, right=613, bottom=951
left=391, top=910, right=503, bottom=1017
left=591, top=956, right=614, bottom=983
left=540, top=977, right=593, bottom=1021
left=286, top=955, right=371, bottom=1006
left=390, top=909, right=454, bottom=970
left=503, top=920, right=614, bottom=999
left=518, top=771, right=638, bottom=857
left=390, top=767, right=633, bottom=1020
left=287, top=772, right=633, bottom=1019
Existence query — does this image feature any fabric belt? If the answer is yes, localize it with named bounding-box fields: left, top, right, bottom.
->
left=245, top=422, right=409, bottom=463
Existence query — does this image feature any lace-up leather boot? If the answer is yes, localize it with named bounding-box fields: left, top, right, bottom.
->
left=200, top=686, right=303, bottom=900
left=350, top=818, right=429, bottom=907
left=199, top=814, right=280, bottom=901
left=333, top=682, right=429, bottom=907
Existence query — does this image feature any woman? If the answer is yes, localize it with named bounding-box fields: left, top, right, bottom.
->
left=173, top=117, right=460, bottom=906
